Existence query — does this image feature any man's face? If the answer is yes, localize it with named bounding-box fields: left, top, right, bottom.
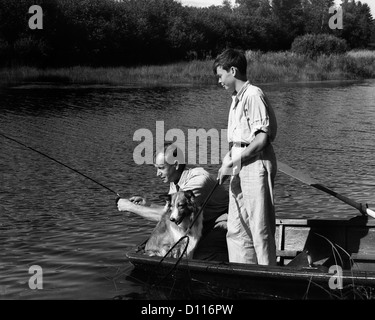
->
left=216, top=66, right=235, bottom=91
left=154, top=152, right=178, bottom=184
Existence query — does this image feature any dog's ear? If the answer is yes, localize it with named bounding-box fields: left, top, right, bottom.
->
left=159, top=194, right=171, bottom=204
left=184, top=190, right=195, bottom=201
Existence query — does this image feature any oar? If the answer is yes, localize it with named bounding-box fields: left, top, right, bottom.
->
left=277, top=161, right=375, bottom=219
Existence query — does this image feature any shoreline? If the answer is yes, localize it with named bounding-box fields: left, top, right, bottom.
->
left=1, top=50, right=374, bottom=88
left=5, top=78, right=371, bottom=91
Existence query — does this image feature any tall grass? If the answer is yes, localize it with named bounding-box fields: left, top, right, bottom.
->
left=246, top=50, right=375, bottom=83
left=1, top=50, right=375, bottom=86
left=0, top=60, right=214, bottom=86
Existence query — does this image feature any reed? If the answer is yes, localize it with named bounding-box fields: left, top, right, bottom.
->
left=303, top=234, right=375, bottom=300
left=1, top=50, right=374, bottom=86
left=0, top=60, right=214, bottom=86
left=246, top=50, right=375, bottom=82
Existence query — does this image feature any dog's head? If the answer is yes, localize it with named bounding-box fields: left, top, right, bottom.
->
left=160, top=190, right=197, bottom=227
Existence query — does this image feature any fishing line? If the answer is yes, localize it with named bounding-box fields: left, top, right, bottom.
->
left=0, top=131, right=120, bottom=197
left=186, top=180, right=220, bottom=233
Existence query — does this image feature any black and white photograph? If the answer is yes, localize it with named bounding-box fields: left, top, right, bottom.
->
left=0, top=0, right=375, bottom=307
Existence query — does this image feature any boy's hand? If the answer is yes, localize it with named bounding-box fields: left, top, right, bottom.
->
left=217, top=166, right=230, bottom=185
left=217, top=153, right=241, bottom=184
left=217, top=155, right=233, bottom=184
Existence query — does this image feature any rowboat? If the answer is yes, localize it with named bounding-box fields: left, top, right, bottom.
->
left=126, top=216, right=375, bottom=300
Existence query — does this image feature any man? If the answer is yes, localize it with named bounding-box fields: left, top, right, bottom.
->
left=213, top=48, right=278, bottom=265
left=117, top=142, right=229, bottom=261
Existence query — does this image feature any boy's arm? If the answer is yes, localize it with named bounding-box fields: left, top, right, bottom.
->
left=231, top=92, right=273, bottom=165
left=117, top=198, right=165, bottom=222
left=233, top=131, right=269, bottom=165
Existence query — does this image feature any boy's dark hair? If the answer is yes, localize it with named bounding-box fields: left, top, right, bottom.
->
left=212, top=48, right=247, bottom=76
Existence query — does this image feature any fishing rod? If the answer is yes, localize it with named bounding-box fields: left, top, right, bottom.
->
left=0, top=131, right=120, bottom=198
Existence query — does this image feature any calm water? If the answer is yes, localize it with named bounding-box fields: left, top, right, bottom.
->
left=0, top=80, right=374, bottom=300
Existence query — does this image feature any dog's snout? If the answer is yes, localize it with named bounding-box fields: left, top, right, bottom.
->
left=169, top=207, right=179, bottom=224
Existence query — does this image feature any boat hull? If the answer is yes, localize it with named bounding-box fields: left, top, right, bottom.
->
left=126, top=216, right=375, bottom=299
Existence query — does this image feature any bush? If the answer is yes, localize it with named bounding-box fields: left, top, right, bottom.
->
left=291, top=34, right=348, bottom=58
left=13, top=37, right=50, bottom=66
left=0, top=39, right=11, bottom=66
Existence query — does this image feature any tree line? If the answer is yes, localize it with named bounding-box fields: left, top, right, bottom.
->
left=0, top=0, right=373, bottom=67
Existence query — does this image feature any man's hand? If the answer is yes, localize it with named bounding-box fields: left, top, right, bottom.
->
left=117, top=196, right=164, bottom=221
left=117, top=198, right=136, bottom=212
left=129, top=196, right=148, bottom=206
left=117, top=196, right=151, bottom=211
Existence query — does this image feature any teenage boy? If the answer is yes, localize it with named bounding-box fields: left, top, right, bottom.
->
left=213, top=48, right=278, bottom=265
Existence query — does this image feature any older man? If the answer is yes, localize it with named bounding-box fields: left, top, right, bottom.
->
left=117, top=142, right=229, bottom=261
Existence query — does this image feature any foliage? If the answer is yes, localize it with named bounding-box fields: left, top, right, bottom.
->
left=0, top=0, right=373, bottom=67
left=337, top=0, right=374, bottom=49
left=291, top=33, right=348, bottom=58
left=271, top=0, right=305, bottom=48
left=303, top=0, right=336, bottom=35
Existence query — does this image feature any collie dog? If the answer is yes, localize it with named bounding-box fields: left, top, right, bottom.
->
left=145, top=190, right=203, bottom=259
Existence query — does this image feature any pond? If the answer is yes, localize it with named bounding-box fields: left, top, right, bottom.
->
left=0, top=79, right=374, bottom=299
